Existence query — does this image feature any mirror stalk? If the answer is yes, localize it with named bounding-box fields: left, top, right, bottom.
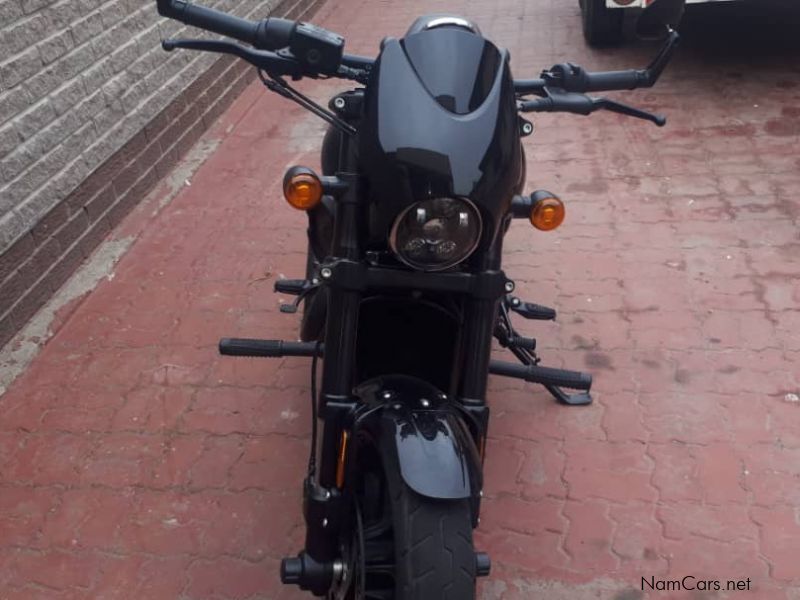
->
left=638, top=28, right=681, bottom=87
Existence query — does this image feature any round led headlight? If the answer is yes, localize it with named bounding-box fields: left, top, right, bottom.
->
left=389, top=197, right=483, bottom=271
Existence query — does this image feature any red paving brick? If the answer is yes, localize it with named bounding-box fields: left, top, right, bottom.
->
left=2, top=0, right=800, bottom=598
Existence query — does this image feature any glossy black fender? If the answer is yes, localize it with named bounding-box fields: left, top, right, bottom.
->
left=355, top=375, right=482, bottom=500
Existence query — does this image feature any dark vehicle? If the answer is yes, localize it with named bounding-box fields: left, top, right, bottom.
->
left=581, top=0, right=640, bottom=46
left=155, top=0, right=685, bottom=597
left=580, top=0, right=734, bottom=46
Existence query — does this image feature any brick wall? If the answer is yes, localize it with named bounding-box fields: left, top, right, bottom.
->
left=0, top=0, right=325, bottom=348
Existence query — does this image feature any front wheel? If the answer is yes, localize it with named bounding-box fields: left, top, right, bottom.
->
left=341, top=439, right=477, bottom=600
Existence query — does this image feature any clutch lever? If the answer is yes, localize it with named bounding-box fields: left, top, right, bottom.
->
left=162, top=38, right=304, bottom=77
left=592, top=97, right=666, bottom=127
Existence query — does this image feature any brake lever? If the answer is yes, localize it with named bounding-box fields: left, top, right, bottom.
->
left=592, top=97, right=666, bottom=127
left=519, top=87, right=666, bottom=126
left=279, top=282, right=319, bottom=314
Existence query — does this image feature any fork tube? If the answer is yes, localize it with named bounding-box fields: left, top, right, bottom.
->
left=459, top=234, right=505, bottom=405
left=318, top=140, right=361, bottom=488
left=459, top=299, right=497, bottom=405
left=318, top=173, right=360, bottom=409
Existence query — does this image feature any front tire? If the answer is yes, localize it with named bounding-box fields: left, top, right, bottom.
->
left=347, top=436, right=477, bottom=600
left=391, top=486, right=476, bottom=600
left=580, top=0, right=624, bottom=46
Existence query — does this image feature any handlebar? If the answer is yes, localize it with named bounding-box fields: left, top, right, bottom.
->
left=156, top=0, right=294, bottom=50
left=157, top=0, right=350, bottom=76
left=514, top=29, right=679, bottom=125
left=513, top=67, right=645, bottom=96
left=513, top=67, right=648, bottom=100
left=157, top=0, right=676, bottom=127
left=516, top=29, right=679, bottom=97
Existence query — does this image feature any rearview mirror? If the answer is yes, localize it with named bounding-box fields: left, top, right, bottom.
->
left=636, top=0, right=686, bottom=40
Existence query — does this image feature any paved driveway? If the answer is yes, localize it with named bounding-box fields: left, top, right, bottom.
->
left=1, top=0, right=799, bottom=598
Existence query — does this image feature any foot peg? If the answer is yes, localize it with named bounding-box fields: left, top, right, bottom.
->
left=508, top=335, right=536, bottom=351
left=218, top=338, right=321, bottom=357
left=497, top=296, right=590, bottom=405
left=507, top=296, right=556, bottom=320
left=274, top=279, right=318, bottom=314
left=489, top=360, right=593, bottom=405
left=274, top=279, right=311, bottom=295
left=489, top=361, right=592, bottom=391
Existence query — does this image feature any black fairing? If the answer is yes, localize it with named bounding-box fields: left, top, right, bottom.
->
left=359, top=28, right=524, bottom=253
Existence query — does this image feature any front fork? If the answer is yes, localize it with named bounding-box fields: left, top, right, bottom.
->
left=299, top=178, right=498, bottom=584
left=302, top=113, right=363, bottom=556
left=457, top=240, right=505, bottom=494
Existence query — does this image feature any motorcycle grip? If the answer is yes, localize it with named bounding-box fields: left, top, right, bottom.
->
left=583, top=69, right=644, bottom=92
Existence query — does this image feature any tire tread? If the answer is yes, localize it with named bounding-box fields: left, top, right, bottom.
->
left=393, top=488, right=475, bottom=600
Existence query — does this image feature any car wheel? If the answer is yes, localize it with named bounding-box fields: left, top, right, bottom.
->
left=582, top=0, right=625, bottom=46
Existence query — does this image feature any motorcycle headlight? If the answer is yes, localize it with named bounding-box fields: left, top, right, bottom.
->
left=389, top=197, right=482, bottom=271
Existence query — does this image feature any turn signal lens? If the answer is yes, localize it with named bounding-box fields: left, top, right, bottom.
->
left=336, top=430, right=349, bottom=489
left=530, top=196, right=565, bottom=231
left=283, top=167, right=322, bottom=210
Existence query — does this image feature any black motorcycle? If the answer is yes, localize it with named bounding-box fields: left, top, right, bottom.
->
left=156, top=0, right=685, bottom=597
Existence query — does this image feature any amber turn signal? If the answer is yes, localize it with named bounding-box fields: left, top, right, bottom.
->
left=283, top=166, right=323, bottom=210
left=530, top=194, right=565, bottom=231
left=336, top=430, right=349, bottom=489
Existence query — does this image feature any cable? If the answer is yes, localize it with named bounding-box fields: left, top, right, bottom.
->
left=307, top=340, right=322, bottom=477
left=258, top=69, right=357, bottom=137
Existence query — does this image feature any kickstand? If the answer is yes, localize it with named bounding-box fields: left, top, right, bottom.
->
left=545, top=384, right=593, bottom=406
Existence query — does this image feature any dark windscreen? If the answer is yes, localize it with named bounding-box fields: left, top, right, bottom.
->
left=401, top=29, right=502, bottom=115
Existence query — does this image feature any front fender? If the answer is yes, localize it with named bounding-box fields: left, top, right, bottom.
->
left=381, top=405, right=481, bottom=499
left=357, top=376, right=482, bottom=500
